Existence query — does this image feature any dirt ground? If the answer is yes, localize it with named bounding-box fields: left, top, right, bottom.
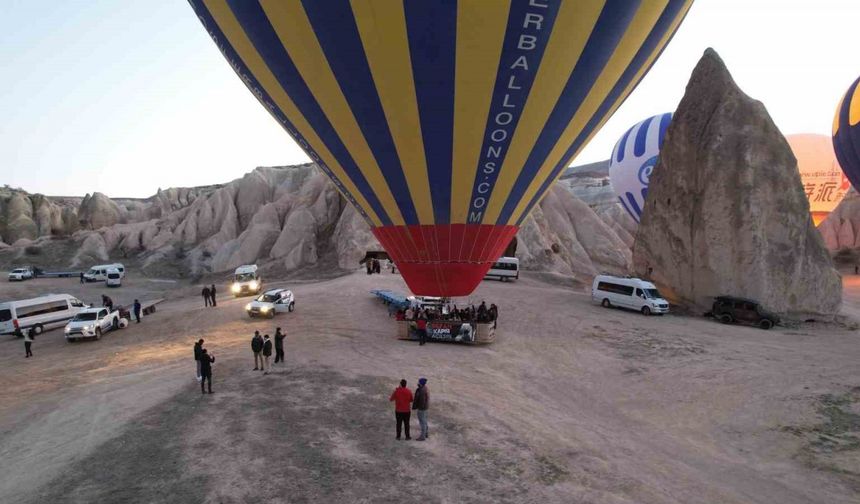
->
left=0, top=270, right=858, bottom=503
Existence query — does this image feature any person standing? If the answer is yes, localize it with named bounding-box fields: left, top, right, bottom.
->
left=274, top=327, right=285, bottom=364
left=416, top=312, right=428, bottom=346
left=133, top=299, right=142, bottom=323
left=194, top=339, right=204, bottom=381
left=199, top=348, right=215, bottom=394
left=389, top=379, right=413, bottom=440
left=202, top=286, right=211, bottom=307
left=102, top=295, right=113, bottom=312
left=210, top=284, right=217, bottom=307
left=413, top=378, right=430, bottom=441
left=79, top=271, right=84, bottom=284
left=262, top=334, right=273, bottom=375
left=23, top=328, right=34, bottom=358
left=251, top=331, right=264, bottom=370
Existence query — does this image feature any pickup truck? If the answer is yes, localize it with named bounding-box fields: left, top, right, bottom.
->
left=64, top=307, right=123, bottom=341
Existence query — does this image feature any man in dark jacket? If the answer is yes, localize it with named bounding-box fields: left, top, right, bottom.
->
left=79, top=272, right=84, bottom=284
left=413, top=377, right=430, bottom=441
left=251, top=331, right=264, bottom=370
left=274, top=327, right=285, bottom=364
left=102, top=295, right=113, bottom=312
left=202, top=286, right=211, bottom=307
left=199, top=348, right=215, bottom=394
left=194, top=339, right=204, bottom=381
left=389, top=379, right=413, bottom=440
left=133, top=299, right=142, bottom=323
left=262, top=334, right=273, bottom=374
left=210, top=284, right=217, bottom=307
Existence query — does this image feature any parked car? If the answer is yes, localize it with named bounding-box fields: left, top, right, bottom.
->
left=8, top=267, right=34, bottom=282
left=711, top=296, right=778, bottom=330
left=64, top=307, right=123, bottom=341
left=592, top=275, right=670, bottom=316
left=245, top=288, right=295, bottom=318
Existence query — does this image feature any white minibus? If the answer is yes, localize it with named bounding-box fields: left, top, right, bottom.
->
left=485, top=257, right=519, bottom=282
left=592, top=275, right=669, bottom=316
left=83, top=263, right=125, bottom=282
left=0, top=294, right=89, bottom=336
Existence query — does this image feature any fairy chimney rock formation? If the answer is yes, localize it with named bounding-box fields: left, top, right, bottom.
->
left=632, top=49, right=841, bottom=320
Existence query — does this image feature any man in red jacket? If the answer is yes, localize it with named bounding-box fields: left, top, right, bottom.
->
left=389, top=379, right=414, bottom=440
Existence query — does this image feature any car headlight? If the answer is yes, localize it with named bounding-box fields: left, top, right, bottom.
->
left=249, top=280, right=258, bottom=290
left=245, top=303, right=252, bottom=311
left=64, top=327, right=70, bottom=333
left=232, top=283, right=241, bottom=293
left=260, top=306, right=269, bottom=312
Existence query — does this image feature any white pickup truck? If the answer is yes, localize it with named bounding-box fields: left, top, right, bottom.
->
left=64, top=307, right=123, bottom=341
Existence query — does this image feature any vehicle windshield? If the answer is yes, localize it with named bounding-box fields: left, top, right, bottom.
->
left=72, top=312, right=98, bottom=321
left=11, top=269, right=25, bottom=273
left=644, top=289, right=662, bottom=299
left=256, top=293, right=279, bottom=303
left=87, top=269, right=99, bottom=275
left=235, top=273, right=256, bottom=282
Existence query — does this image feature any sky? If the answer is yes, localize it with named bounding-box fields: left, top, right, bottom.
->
left=1, top=0, right=858, bottom=198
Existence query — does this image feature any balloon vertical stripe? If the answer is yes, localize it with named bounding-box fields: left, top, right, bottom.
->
left=834, top=76, right=860, bottom=192
left=298, top=0, right=422, bottom=225
left=513, top=0, right=693, bottom=226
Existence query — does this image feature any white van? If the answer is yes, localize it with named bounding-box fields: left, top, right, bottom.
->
left=83, top=263, right=125, bottom=282
left=485, top=257, right=519, bottom=282
left=0, top=294, right=89, bottom=336
left=105, top=268, right=122, bottom=288
left=231, top=264, right=261, bottom=296
left=592, top=275, right=669, bottom=316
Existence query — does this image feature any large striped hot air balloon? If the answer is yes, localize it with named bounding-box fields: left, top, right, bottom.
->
left=189, top=0, right=694, bottom=296
left=834, top=76, right=860, bottom=191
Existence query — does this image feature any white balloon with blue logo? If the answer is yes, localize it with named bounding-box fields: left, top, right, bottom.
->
left=609, top=112, right=672, bottom=223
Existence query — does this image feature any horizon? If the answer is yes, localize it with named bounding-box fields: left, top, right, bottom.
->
left=2, top=0, right=858, bottom=198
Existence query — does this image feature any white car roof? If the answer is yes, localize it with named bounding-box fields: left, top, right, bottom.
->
left=235, top=265, right=258, bottom=273
left=262, top=288, right=286, bottom=295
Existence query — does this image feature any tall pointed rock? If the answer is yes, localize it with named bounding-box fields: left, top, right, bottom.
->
left=632, top=49, right=841, bottom=320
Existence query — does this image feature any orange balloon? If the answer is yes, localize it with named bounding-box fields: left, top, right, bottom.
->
left=787, top=134, right=850, bottom=225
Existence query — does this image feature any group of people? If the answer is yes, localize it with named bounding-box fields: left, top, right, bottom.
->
left=250, top=328, right=286, bottom=374
left=201, top=285, right=218, bottom=307
left=101, top=294, right=143, bottom=323
left=365, top=258, right=382, bottom=275
left=397, top=301, right=499, bottom=324
left=389, top=378, right=430, bottom=441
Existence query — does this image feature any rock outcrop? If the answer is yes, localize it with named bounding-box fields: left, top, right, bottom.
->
left=632, top=49, right=841, bottom=320
left=1, top=162, right=635, bottom=284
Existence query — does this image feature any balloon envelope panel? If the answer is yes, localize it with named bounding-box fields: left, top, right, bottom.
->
left=833, top=76, right=860, bottom=199
left=787, top=134, right=849, bottom=226
left=188, top=0, right=694, bottom=295
left=609, top=112, right=672, bottom=223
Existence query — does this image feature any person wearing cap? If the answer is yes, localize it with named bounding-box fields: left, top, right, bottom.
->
left=389, top=379, right=413, bottom=440
left=413, top=377, right=430, bottom=441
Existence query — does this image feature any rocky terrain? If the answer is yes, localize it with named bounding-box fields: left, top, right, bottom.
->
left=632, top=49, right=841, bottom=320
left=0, top=164, right=634, bottom=283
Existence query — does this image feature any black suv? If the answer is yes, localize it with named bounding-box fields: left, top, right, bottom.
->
left=711, top=296, right=779, bottom=330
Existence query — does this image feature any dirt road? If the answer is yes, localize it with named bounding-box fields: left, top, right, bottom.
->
left=0, top=272, right=857, bottom=503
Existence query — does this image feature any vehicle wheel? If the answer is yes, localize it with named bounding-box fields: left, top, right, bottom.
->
left=288, top=302, right=295, bottom=313
left=719, top=313, right=733, bottom=324
left=33, top=324, right=44, bottom=335
left=268, top=311, right=275, bottom=319
left=601, top=299, right=611, bottom=308
left=759, top=319, right=774, bottom=330
left=95, top=327, right=102, bottom=340
left=112, top=318, right=119, bottom=330
left=641, top=306, right=651, bottom=316
left=67, top=338, right=76, bottom=343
